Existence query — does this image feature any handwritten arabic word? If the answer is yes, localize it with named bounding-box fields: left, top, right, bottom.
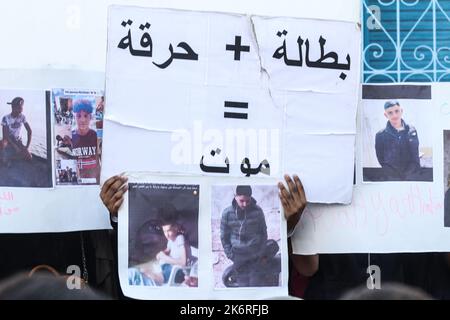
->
left=0, top=192, right=14, bottom=201
left=118, top=19, right=199, bottom=69
left=301, top=185, right=441, bottom=236
left=200, top=148, right=270, bottom=177
left=0, top=206, right=20, bottom=216
left=117, top=20, right=351, bottom=79
left=273, top=30, right=351, bottom=80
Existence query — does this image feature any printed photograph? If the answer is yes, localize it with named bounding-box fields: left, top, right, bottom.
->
left=0, top=89, right=52, bottom=187
left=211, top=184, right=281, bottom=288
left=53, top=89, right=104, bottom=185
left=55, top=159, right=78, bottom=184
left=362, top=85, right=433, bottom=182
left=128, top=183, right=199, bottom=287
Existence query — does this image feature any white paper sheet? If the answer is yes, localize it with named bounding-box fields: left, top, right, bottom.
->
left=251, top=15, right=360, bottom=93
left=118, top=173, right=288, bottom=300
left=291, top=84, right=450, bottom=254
left=0, top=69, right=110, bottom=233
left=103, top=6, right=361, bottom=204
left=283, top=133, right=355, bottom=204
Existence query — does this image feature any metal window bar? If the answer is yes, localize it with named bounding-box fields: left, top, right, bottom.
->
left=362, top=0, right=450, bottom=83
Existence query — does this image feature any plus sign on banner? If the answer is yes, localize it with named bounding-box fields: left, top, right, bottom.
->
left=226, top=36, right=250, bottom=61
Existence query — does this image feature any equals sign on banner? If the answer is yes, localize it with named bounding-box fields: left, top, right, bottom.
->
left=224, top=101, right=248, bottom=119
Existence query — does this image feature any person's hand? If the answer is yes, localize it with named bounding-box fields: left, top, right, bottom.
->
left=278, top=174, right=307, bottom=233
left=100, top=174, right=128, bottom=217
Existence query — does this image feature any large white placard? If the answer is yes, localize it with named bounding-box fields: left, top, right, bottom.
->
left=103, top=6, right=361, bottom=204
left=118, top=173, right=288, bottom=300
left=0, top=70, right=111, bottom=233
left=292, top=84, right=450, bottom=254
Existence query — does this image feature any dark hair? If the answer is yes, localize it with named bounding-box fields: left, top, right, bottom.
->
left=236, top=185, right=252, bottom=197
left=340, top=282, right=433, bottom=300
left=0, top=273, right=108, bottom=300
left=8, top=97, right=24, bottom=108
left=134, top=220, right=166, bottom=263
left=156, top=203, right=190, bottom=245
left=157, top=203, right=180, bottom=227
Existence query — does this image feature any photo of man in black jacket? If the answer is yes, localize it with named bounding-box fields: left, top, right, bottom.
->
left=219, top=185, right=280, bottom=287
left=374, top=100, right=421, bottom=180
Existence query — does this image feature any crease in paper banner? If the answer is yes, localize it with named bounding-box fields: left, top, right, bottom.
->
left=250, top=15, right=360, bottom=94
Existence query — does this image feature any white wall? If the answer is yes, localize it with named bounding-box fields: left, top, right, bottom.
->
left=0, top=0, right=360, bottom=71
left=0, top=0, right=361, bottom=233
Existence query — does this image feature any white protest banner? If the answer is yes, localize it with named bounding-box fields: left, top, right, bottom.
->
left=118, top=173, right=287, bottom=300
left=102, top=6, right=361, bottom=204
left=292, top=84, right=450, bottom=254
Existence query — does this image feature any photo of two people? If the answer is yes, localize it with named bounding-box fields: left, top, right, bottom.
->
left=127, top=183, right=282, bottom=289
left=128, top=183, right=199, bottom=287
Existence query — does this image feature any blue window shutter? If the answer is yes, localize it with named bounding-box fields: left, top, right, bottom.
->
left=363, top=0, right=450, bottom=83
